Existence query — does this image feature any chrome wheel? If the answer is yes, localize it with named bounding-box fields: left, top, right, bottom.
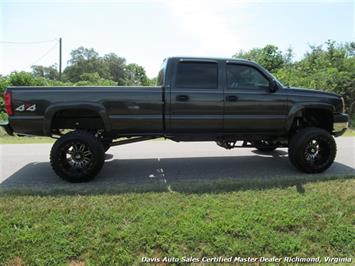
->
left=303, top=137, right=330, bottom=166
left=66, top=143, right=93, bottom=168
left=59, top=141, right=94, bottom=174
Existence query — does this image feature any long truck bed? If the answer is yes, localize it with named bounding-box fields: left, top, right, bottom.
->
left=6, top=86, right=164, bottom=136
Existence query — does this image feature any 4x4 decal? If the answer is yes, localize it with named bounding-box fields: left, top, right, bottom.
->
left=15, top=104, right=36, bottom=112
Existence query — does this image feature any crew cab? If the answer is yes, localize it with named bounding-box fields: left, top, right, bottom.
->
left=1, top=57, right=349, bottom=182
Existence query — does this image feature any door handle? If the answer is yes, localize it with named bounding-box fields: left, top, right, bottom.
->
left=226, top=95, right=238, bottom=102
left=176, top=95, right=189, bottom=101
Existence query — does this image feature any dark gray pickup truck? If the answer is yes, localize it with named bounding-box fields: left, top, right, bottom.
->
left=1, top=57, right=349, bottom=182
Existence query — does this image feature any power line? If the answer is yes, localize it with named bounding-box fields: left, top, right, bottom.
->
left=22, top=42, right=59, bottom=70
left=0, top=39, right=57, bottom=45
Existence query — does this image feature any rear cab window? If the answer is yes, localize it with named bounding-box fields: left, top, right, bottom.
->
left=175, top=61, right=218, bottom=89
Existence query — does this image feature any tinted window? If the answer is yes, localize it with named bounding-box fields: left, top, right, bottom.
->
left=227, top=64, right=269, bottom=89
left=175, top=62, right=218, bottom=89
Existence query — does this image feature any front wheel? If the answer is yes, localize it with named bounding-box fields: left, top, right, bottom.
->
left=50, top=130, right=105, bottom=182
left=288, top=127, right=336, bottom=173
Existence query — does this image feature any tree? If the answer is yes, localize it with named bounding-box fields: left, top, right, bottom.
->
left=31, top=64, right=59, bottom=80
left=102, top=53, right=127, bottom=85
left=148, top=77, right=157, bottom=86
left=63, top=47, right=149, bottom=85
left=79, top=72, right=101, bottom=83
left=75, top=72, right=116, bottom=86
left=64, top=47, right=103, bottom=82
left=275, top=41, right=355, bottom=109
left=234, top=44, right=290, bottom=72
left=9, top=71, right=48, bottom=86
left=68, top=47, right=99, bottom=64
left=124, top=64, right=150, bottom=86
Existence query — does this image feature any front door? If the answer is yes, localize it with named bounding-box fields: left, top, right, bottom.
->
left=223, top=63, right=288, bottom=133
left=168, top=60, right=223, bottom=133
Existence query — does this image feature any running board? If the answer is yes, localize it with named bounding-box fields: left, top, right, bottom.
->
left=110, top=136, right=158, bottom=146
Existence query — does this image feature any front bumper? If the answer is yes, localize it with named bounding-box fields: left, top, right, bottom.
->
left=0, top=121, right=14, bottom=136
left=333, top=113, right=349, bottom=137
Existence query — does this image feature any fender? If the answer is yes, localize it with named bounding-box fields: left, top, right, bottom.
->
left=285, top=102, right=335, bottom=131
left=43, top=102, right=111, bottom=135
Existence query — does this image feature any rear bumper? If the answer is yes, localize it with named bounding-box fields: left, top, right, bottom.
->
left=333, top=113, right=349, bottom=137
left=0, top=121, right=14, bottom=136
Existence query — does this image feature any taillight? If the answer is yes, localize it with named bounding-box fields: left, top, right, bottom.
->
left=4, top=91, right=13, bottom=116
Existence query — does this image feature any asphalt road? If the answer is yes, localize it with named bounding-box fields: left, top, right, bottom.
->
left=0, top=137, right=354, bottom=191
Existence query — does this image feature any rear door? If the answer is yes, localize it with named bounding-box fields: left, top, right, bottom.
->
left=168, top=59, right=223, bottom=133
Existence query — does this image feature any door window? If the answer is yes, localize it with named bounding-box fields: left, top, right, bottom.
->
left=227, top=64, right=269, bottom=89
left=175, top=62, right=218, bottom=89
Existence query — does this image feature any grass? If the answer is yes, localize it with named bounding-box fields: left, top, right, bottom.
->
left=0, top=135, right=54, bottom=144
left=343, top=128, right=355, bottom=137
left=0, top=127, right=53, bottom=144
left=0, top=177, right=354, bottom=266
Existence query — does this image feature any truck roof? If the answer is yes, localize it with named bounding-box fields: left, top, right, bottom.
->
left=167, top=56, right=253, bottom=64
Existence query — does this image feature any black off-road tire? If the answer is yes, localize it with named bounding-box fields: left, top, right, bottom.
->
left=288, top=127, right=336, bottom=173
left=50, top=130, right=105, bottom=182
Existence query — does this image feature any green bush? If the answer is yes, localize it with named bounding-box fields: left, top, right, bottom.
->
left=0, top=76, right=10, bottom=120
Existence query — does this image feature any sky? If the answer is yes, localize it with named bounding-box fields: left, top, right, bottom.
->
left=0, top=0, right=354, bottom=78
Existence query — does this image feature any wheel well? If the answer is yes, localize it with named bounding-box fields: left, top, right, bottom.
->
left=51, top=108, right=104, bottom=130
left=291, top=108, right=333, bottom=133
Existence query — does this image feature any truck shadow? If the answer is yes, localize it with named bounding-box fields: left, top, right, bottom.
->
left=1, top=151, right=354, bottom=195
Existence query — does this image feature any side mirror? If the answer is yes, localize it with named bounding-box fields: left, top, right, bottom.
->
left=269, top=79, right=278, bottom=92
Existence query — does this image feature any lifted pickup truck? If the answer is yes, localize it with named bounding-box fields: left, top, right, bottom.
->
left=2, top=57, right=349, bottom=182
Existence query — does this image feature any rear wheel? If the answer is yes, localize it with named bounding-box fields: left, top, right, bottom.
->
left=288, top=127, right=336, bottom=173
left=50, top=130, right=105, bottom=182
left=254, top=140, right=278, bottom=152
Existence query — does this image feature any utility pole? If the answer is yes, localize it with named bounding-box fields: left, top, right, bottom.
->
left=59, top=37, right=62, bottom=80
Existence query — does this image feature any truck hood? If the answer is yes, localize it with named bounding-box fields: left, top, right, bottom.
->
left=286, top=87, right=340, bottom=98
left=284, top=87, right=344, bottom=113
